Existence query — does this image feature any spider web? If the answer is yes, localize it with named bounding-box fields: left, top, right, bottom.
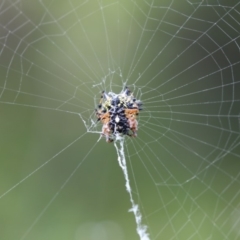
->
left=0, top=0, right=240, bottom=239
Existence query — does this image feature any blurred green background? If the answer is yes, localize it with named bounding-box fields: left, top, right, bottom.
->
left=0, top=1, right=240, bottom=240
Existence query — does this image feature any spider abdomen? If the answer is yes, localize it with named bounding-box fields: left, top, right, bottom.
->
left=95, top=87, right=142, bottom=142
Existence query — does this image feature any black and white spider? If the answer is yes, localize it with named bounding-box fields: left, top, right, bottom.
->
left=95, top=87, right=142, bottom=142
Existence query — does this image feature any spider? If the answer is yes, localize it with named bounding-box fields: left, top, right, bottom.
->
left=95, top=87, right=142, bottom=142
